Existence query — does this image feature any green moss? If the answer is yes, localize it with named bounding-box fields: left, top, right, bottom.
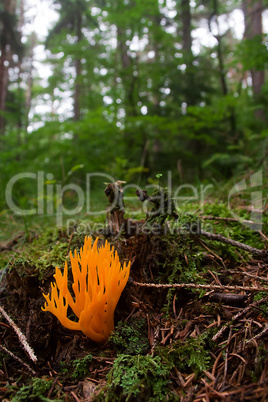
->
left=10, top=238, right=69, bottom=281
left=253, top=293, right=268, bottom=315
left=103, top=354, right=175, bottom=401
left=72, top=354, right=93, bottom=380
left=158, top=335, right=211, bottom=376
left=254, top=292, right=268, bottom=302
left=172, top=213, right=201, bottom=235
left=159, top=235, right=205, bottom=314
left=109, top=319, right=150, bottom=355
left=8, top=378, right=55, bottom=402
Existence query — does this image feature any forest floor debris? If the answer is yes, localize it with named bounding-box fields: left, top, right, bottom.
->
left=0, top=184, right=267, bottom=401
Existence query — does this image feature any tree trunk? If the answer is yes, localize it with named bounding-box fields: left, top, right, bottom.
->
left=117, top=26, right=137, bottom=117
left=179, top=0, right=196, bottom=106
left=0, top=45, right=9, bottom=132
left=208, top=0, right=236, bottom=136
left=25, top=32, right=36, bottom=132
left=0, top=0, right=18, bottom=133
left=74, top=9, right=82, bottom=121
left=181, top=0, right=192, bottom=54
left=243, top=0, right=265, bottom=97
left=209, top=0, right=228, bottom=96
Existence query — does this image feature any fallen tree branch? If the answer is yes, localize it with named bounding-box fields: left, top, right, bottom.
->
left=131, top=280, right=268, bottom=293
left=201, top=215, right=257, bottom=225
left=200, top=230, right=267, bottom=257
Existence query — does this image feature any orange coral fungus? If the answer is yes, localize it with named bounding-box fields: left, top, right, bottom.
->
left=42, top=236, right=131, bottom=343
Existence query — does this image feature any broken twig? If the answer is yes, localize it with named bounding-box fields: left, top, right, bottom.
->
left=132, top=280, right=268, bottom=293
left=0, top=345, right=36, bottom=375
left=212, top=296, right=268, bottom=341
left=0, top=305, right=37, bottom=362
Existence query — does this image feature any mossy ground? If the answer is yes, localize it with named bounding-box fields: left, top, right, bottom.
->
left=0, top=190, right=267, bottom=401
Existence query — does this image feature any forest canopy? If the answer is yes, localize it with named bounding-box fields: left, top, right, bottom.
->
left=0, top=0, right=267, bottom=214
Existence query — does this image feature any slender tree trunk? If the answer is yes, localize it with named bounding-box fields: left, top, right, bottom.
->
left=208, top=0, right=236, bottom=136
left=180, top=0, right=195, bottom=106
left=243, top=0, right=265, bottom=97
left=116, top=26, right=138, bottom=153
left=217, top=38, right=228, bottom=96
left=209, top=0, right=228, bottom=96
left=74, top=10, right=82, bottom=121
left=181, top=0, right=192, bottom=55
left=16, top=0, right=25, bottom=144
left=117, top=27, right=137, bottom=117
left=25, top=32, right=36, bottom=133
left=0, top=0, right=17, bottom=133
left=0, top=45, right=9, bottom=132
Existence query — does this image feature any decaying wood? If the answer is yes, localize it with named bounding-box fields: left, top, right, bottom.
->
left=104, top=181, right=126, bottom=236
left=104, top=181, right=144, bottom=237
left=208, top=293, right=247, bottom=306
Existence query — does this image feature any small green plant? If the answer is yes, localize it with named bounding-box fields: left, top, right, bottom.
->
left=72, top=354, right=93, bottom=380
left=58, top=361, right=69, bottom=374
left=253, top=293, right=268, bottom=315
left=156, top=173, right=163, bottom=189
left=109, top=319, right=149, bottom=355
left=254, top=292, right=268, bottom=302
left=10, top=377, right=53, bottom=402
left=166, top=335, right=211, bottom=375
left=105, top=354, right=174, bottom=401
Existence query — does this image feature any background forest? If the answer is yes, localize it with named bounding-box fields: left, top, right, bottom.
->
left=0, top=0, right=267, bottom=217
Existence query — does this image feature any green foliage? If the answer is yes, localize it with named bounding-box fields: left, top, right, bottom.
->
left=104, top=354, right=174, bottom=401
left=72, top=354, right=93, bottom=380
left=164, top=335, right=211, bottom=375
left=58, top=361, right=69, bottom=374
left=173, top=213, right=201, bottom=235
left=253, top=293, right=268, bottom=316
left=109, top=319, right=150, bottom=355
left=254, top=292, right=268, bottom=302
left=236, top=35, right=268, bottom=71
left=9, top=378, right=54, bottom=402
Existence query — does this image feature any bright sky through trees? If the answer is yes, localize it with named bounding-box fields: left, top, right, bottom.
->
left=22, top=0, right=256, bottom=125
